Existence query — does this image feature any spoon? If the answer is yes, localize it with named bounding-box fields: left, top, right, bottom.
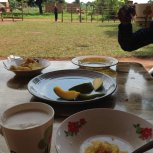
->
left=132, top=140, right=153, bottom=153
left=7, top=55, right=22, bottom=61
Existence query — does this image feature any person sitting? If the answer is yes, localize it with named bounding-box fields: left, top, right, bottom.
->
left=118, top=4, right=153, bottom=51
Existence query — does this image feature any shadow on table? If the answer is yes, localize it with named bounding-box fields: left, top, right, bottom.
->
left=30, top=95, right=116, bottom=117
left=6, top=75, right=35, bottom=90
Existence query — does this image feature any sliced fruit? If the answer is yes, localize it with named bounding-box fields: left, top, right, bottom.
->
left=54, top=86, right=80, bottom=100
left=77, top=93, right=105, bottom=100
left=92, top=78, right=103, bottom=91
left=69, top=82, right=93, bottom=94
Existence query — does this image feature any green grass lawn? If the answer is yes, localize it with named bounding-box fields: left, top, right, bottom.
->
left=0, top=20, right=153, bottom=59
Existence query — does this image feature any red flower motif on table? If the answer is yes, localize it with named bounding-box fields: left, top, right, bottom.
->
left=134, top=124, right=153, bottom=140
left=65, top=118, right=86, bottom=136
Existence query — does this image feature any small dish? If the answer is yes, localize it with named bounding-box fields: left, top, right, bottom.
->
left=55, top=108, right=153, bottom=153
left=72, top=55, right=118, bottom=68
left=3, top=58, right=50, bottom=76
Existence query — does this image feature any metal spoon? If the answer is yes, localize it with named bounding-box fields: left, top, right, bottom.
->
left=7, top=55, right=22, bottom=61
left=132, top=140, right=153, bottom=153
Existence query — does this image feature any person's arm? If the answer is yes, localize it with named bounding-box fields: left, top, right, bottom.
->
left=118, top=5, right=153, bottom=51
left=118, top=22, right=153, bottom=51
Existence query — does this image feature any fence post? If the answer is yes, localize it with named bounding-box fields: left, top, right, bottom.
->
left=86, top=4, right=87, bottom=22
left=61, top=8, right=63, bottom=22
left=21, top=0, right=23, bottom=21
left=71, top=6, right=72, bottom=22
left=79, top=5, right=82, bottom=23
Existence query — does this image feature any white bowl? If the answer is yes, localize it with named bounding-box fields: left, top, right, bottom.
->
left=3, top=58, right=50, bottom=77
left=55, top=108, right=153, bottom=153
left=72, top=56, right=118, bottom=68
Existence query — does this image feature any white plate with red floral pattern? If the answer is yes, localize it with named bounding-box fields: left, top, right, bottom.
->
left=55, top=108, right=153, bottom=153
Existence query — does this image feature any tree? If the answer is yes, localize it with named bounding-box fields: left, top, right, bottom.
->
left=148, top=0, right=153, bottom=3
left=27, top=0, right=35, bottom=7
left=57, top=0, right=65, bottom=3
left=74, top=0, right=80, bottom=4
left=95, top=0, right=125, bottom=15
left=9, top=0, right=16, bottom=9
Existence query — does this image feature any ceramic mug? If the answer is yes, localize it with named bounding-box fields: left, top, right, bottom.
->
left=0, top=102, right=54, bottom=153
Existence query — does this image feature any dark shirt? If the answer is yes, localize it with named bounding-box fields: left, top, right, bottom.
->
left=54, top=7, right=58, bottom=14
left=36, top=0, right=42, bottom=5
left=118, top=22, right=153, bottom=51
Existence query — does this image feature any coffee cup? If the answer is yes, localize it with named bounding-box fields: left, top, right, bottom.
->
left=0, top=102, right=54, bottom=153
left=135, top=3, right=153, bottom=26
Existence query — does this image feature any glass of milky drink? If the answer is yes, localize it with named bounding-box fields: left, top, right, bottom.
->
left=0, top=102, right=54, bottom=153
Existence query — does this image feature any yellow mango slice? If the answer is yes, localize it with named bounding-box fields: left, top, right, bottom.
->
left=54, top=86, right=80, bottom=100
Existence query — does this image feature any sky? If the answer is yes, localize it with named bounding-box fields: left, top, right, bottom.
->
left=65, top=0, right=94, bottom=3
left=133, top=0, right=149, bottom=3
left=65, top=0, right=149, bottom=4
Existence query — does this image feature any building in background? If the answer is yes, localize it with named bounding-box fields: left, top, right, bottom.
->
left=0, top=0, right=10, bottom=12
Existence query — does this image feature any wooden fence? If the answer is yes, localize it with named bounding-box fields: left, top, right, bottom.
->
left=45, top=3, right=118, bottom=23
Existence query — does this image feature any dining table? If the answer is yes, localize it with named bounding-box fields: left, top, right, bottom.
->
left=0, top=59, right=153, bottom=153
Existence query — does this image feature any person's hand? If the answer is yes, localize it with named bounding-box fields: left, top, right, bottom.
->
left=118, top=5, right=136, bottom=24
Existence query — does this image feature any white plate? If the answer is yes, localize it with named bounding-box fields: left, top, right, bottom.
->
left=28, top=69, right=117, bottom=104
left=55, top=108, right=153, bottom=153
left=72, top=56, right=118, bottom=68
